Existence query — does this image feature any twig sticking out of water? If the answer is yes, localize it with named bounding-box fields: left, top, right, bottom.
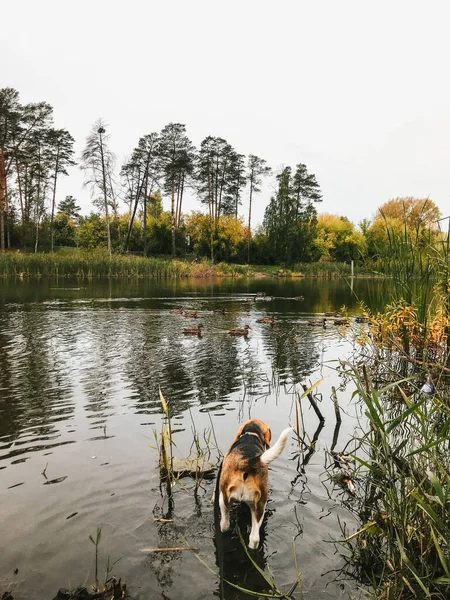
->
left=140, top=546, right=198, bottom=552
left=331, top=386, right=342, bottom=424
left=301, top=383, right=325, bottom=422
left=89, top=526, right=102, bottom=591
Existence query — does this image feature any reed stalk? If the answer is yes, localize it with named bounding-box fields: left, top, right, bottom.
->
left=338, top=363, right=450, bottom=599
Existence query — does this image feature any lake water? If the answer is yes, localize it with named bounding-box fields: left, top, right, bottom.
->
left=0, top=277, right=388, bottom=600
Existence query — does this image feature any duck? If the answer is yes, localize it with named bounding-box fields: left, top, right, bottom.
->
left=324, top=311, right=339, bottom=317
left=183, top=324, right=204, bottom=336
left=309, top=318, right=327, bottom=327
left=256, top=316, right=275, bottom=324
left=355, top=316, right=370, bottom=323
left=213, top=308, right=226, bottom=314
left=229, top=324, right=250, bottom=336
left=256, top=291, right=266, bottom=297
left=295, top=296, right=305, bottom=301
left=171, top=308, right=184, bottom=314
left=420, top=374, right=435, bottom=396
left=333, top=318, right=350, bottom=326
left=183, top=311, right=198, bottom=318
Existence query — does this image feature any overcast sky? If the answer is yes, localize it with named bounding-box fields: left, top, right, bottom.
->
left=3, top=0, right=450, bottom=227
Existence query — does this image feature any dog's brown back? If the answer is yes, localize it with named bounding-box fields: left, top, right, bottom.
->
left=217, top=419, right=291, bottom=548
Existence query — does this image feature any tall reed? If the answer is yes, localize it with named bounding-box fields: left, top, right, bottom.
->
left=339, top=363, right=450, bottom=599
left=357, top=208, right=450, bottom=366
left=0, top=249, right=251, bottom=278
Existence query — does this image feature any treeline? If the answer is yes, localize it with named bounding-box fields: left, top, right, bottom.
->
left=1, top=88, right=445, bottom=266
left=0, top=87, right=323, bottom=262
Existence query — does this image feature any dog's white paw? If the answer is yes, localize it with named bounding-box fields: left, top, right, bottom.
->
left=220, top=517, right=230, bottom=532
left=248, top=534, right=259, bottom=549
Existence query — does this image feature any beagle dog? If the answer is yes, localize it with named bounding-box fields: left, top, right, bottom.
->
left=217, top=419, right=291, bottom=549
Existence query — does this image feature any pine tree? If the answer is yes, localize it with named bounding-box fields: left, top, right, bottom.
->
left=57, top=195, right=81, bottom=219
left=46, top=128, right=76, bottom=251
left=196, top=136, right=242, bottom=261
left=264, top=164, right=322, bottom=263
left=246, top=155, right=271, bottom=263
left=223, top=151, right=246, bottom=219
left=0, top=88, right=52, bottom=250
left=121, top=133, right=160, bottom=252
left=158, top=123, right=195, bottom=257
left=291, top=163, right=322, bottom=218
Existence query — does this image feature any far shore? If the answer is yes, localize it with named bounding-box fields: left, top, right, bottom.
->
left=0, top=250, right=381, bottom=279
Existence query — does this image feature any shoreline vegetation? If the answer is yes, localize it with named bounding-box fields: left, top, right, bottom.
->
left=0, top=249, right=380, bottom=279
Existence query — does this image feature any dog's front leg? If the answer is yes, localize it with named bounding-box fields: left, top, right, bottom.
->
left=219, top=491, right=230, bottom=532
left=248, top=500, right=266, bottom=549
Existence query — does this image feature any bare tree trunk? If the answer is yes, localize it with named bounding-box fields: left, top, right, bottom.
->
left=247, top=179, right=253, bottom=264
left=35, top=146, right=42, bottom=254
left=176, top=171, right=185, bottom=228
left=125, top=149, right=152, bottom=252
left=15, top=155, right=25, bottom=224
left=143, top=177, right=148, bottom=256
left=208, top=174, right=214, bottom=263
left=124, top=171, right=142, bottom=252
left=50, top=142, right=60, bottom=252
left=34, top=216, right=40, bottom=253
left=175, top=171, right=181, bottom=229
left=171, top=180, right=176, bottom=258
left=0, top=149, right=6, bottom=252
left=99, top=131, right=111, bottom=256
left=5, top=179, right=10, bottom=249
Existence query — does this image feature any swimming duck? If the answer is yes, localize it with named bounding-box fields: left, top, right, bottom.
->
left=256, top=316, right=275, bottom=324
left=256, top=292, right=266, bottom=297
left=333, top=318, right=350, bottom=326
left=183, top=324, right=204, bottom=336
left=229, top=324, right=250, bottom=336
left=309, top=318, right=326, bottom=327
left=213, top=308, right=226, bottom=314
left=171, top=308, right=184, bottom=314
left=324, top=311, right=339, bottom=317
left=355, top=316, right=370, bottom=323
left=420, top=374, right=435, bottom=396
left=183, top=311, right=198, bottom=318
left=295, top=296, right=305, bottom=301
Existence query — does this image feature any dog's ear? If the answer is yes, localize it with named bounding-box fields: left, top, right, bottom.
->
left=251, top=419, right=272, bottom=447
left=260, top=422, right=272, bottom=448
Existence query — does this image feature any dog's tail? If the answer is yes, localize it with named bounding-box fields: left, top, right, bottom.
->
left=260, top=427, right=292, bottom=465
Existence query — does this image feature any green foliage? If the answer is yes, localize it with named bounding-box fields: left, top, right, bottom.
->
left=363, top=197, right=442, bottom=263
left=186, top=212, right=247, bottom=262
left=144, top=211, right=176, bottom=255
left=263, top=166, right=321, bottom=263
left=58, top=195, right=81, bottom=219
left=76, top=213, right=107, bottom=249
left=340, top=364, right=450, bottom=599
left=315, top=214, right=366, bottom=262
left=53, top=213, right=77, bottom=247
left=146, top=191, right=163, bottom=219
